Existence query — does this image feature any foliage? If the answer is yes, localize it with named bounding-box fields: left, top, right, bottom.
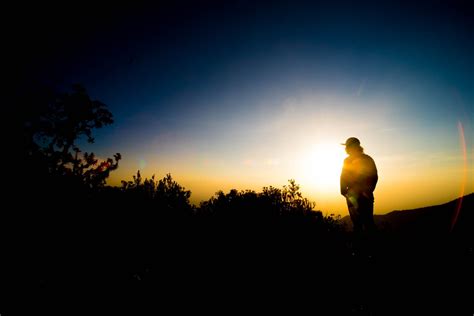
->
left=121, top=171, right=193, bottom=213
left=23, top=84, right=120, bottom=188
left=198, top=179, right=341, bottom=231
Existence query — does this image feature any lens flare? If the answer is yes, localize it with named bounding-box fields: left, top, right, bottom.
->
left=451, top=121, right=467, bottom=232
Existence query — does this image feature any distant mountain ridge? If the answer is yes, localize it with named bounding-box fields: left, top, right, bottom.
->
left=342, top=193, right=474, bottom=234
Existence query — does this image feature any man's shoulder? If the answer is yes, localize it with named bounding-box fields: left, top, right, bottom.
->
left=361, top=154, right=377, bottom=168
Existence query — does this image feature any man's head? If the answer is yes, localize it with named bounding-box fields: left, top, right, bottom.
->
left=342, top=137, right=363, bottom=155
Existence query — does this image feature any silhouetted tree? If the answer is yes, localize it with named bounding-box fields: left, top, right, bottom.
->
left=281, top=179, right=316, bottom=217
left=23, top=84, right=120, bottom=189
left=156, top=173, right=192, bottom=212
left=197, top=179, right=338, bottom=230
left=261, top=185, right=284, bottom=216
left=121, top=171, right=193, bottom=214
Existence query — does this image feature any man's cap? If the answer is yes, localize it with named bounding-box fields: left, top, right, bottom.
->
left=341, top=137, right=360, bottom=147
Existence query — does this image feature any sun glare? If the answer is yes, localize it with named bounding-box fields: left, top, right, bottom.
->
left=298, top=143, right=346, bottom=193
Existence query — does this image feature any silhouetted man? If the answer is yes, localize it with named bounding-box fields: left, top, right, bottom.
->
left=340, top=137, right=378, bottom=233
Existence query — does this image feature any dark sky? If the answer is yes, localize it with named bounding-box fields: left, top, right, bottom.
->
left=18, top=1, right=474, bottom=211
left=21, top=1, right=473, bottom=98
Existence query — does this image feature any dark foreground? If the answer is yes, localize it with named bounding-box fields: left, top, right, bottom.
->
left=12, top=206, right=472, bottom=315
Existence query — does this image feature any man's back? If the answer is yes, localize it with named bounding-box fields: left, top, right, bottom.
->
left=341, top=153, right=378, bottom=196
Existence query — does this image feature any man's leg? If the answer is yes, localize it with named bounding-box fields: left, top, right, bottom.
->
left=359, top=196, right=376, bottom=233
left=347, top=198, right=362, bottom=233
left=357, top=196, right=378, bottom=258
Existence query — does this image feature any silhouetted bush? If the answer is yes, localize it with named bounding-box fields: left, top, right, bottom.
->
left=197, top=179, right=343, bottom=235
left=120, top=171, right=194, bottom=216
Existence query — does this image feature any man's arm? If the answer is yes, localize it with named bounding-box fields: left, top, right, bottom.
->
left=340, top=159, right=349, bottom=196
left=367, top=156, right=378, bottom=192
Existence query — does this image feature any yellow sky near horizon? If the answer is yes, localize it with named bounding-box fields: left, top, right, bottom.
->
left=108, top=156, right=473, bottom=216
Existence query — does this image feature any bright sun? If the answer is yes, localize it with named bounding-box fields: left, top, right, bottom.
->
left=298, top=143, right=346, bottom=193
